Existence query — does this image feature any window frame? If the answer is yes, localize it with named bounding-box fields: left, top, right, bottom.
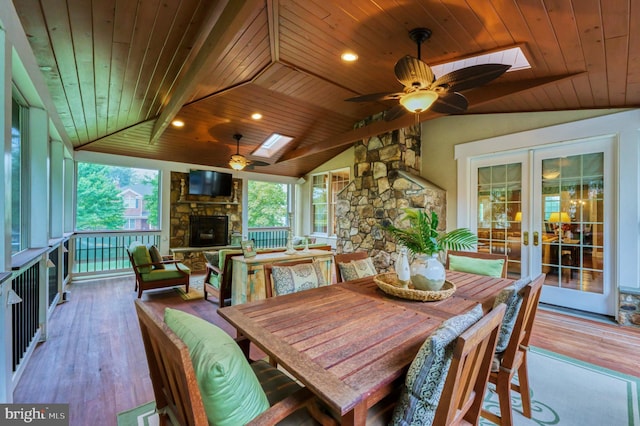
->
left=310, top=168, right=350, bottom=237
left=11, top=89, right=29, bottom=255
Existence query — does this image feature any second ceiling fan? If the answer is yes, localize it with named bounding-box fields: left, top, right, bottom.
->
left=346, top=28, right=511, bottom=121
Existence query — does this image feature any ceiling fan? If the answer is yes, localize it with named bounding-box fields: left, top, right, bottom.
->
left=228, top=133, right=269, bottom=171
left=346, top=28, right=511, bottom=121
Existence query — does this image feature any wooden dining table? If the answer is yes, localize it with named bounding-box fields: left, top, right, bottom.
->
left=218, top=270, right=514, bottom=425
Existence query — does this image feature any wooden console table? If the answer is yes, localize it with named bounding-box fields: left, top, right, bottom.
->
left=230, top=248, right=334, bottom=305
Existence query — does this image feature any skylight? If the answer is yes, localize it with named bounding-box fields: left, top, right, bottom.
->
left=252, top=133, right=294, bottom=159
left=431, top=46, right=530, bottom=78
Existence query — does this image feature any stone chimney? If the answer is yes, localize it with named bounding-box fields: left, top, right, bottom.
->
left=335, top=124, right=446, bottom=272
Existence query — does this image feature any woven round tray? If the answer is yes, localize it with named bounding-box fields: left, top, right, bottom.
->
left=373, top=272, right=456, bottom=302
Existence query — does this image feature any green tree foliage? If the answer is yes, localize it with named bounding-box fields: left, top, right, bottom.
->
left=109, top=166, right=134, bottom=187
left=247, top=181, right=288, bottom=227
left=143, top=173, right=159, bottom=228
left=76, top=163, right=125, bottom=230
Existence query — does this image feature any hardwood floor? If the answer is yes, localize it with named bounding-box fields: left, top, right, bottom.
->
left=13, top=275, right=640, bottom=425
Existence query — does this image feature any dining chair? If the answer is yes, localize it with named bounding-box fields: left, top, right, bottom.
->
left=481, top=273, right=545, bottom=426
left=334, top=251, right=377, bottom=282
left=446, top=250, right=509, bottom=278
left=373, top=303, right=507, bottom=426
left=264, top=259, right=324, bottom=298
left=134, top=300, right=333, bottom=426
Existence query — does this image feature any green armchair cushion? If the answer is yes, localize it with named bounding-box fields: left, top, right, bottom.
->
left=140, top=263, right=190, bottom=282
left=447, top=254, right=505, bottom=278
left=129, top=242, right=153, bottom=274
left=164, top=308, right=269, bottom=426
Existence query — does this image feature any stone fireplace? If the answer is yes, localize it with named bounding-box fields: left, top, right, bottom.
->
left=335, top=123, right=446, bottom=272
left=189, top=215, right=228, bottom=247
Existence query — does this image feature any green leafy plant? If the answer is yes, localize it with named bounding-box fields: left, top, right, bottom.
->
left=382, top=209, right=477, bottom=256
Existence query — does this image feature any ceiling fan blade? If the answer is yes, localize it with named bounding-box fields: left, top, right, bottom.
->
left=248, top=160, right=270, bottom=167
left=430, top=92, right=468, bottom=114
left=431, top=63, right=511, bottom=93
left=384, top=104, right=409, bottom=122
left=345, top=92, right=403, bottom=102
left=394, top=56, right=434, bottom=89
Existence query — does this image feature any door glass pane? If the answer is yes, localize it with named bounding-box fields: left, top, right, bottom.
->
left=541, top=153, right=604, bottom=293
left=477, top=163, right=522, bottom=278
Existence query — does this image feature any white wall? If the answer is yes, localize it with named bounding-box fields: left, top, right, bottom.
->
left=421, top=109, right=627, bottom=229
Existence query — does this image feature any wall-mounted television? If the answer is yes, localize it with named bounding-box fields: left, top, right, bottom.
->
left=188, top=170, right=233, bottom=196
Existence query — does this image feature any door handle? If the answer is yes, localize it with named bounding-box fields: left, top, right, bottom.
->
left=533, top=231, right=539, bottom=246
left=523, top=231, right=529, bottom=246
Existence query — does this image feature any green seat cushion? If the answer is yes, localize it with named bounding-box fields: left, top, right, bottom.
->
left=338, top=257, right=377, bottom=281
left=271, top=262, right=326, bottom=296
left=390, top=304, right=483, bottom=425
left=129, top=241, right=152, bottom=274
left=141, top=263, right=190, bottom=281
left=164, top=308, right=269, bottom=426
left=448, top=254, right=505, bottom=278
left=493, top=277, right=530, bottom=352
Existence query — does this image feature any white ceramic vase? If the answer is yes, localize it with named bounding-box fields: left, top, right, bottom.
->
left=410, top=253, right=446, bottom=291
left=396, top=247, right=411, bottom=288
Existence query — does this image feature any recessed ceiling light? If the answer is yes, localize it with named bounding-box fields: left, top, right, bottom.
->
left=341, top=52, right=358, bottom=62
left=251, top=113, right=263, bottom=120
left=171, top=120, right=185, bottom=128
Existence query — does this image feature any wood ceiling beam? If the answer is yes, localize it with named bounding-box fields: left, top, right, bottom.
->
left=278, top=73, right=584, bottom=163
left=149, top=0, right=264, bottom=144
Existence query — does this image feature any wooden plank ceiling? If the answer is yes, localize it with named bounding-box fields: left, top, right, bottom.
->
left=14, top=0, right=640, bottom=177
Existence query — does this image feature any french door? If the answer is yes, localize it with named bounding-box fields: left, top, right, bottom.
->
left=469, top=137, right=614, bottom=315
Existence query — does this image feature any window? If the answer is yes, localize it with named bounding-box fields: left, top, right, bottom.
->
left=247, top=180, right=290, bottom=227
left=11, top=95, right=27, bottom=254
left=311, top=168, right=350, bottom=236
left=76, top=163, right=159, bottom=231
left=123, top=196, right=138, bottom=209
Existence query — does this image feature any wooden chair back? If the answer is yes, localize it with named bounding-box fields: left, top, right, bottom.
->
left=264, top=259, right=315, bottom=298
left=446, top=250, right=509, bottom=278
left=435, top=303, right=506, bottom=425
left=482, top=273, right=545, bottom=426
left=334, top=251, right=370, bottom=282
left=134, top=300, right=208, bottom=426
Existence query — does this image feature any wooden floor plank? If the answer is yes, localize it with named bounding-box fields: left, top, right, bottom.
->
left=12, top=275, right=640, bottom=426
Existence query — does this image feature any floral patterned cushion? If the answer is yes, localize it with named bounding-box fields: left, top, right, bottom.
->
left=390, top=304, right=484, bottom=426
left=271, top=262, right=326, bottom=296
left=493, top=277, right=530, bottom=352
left=338, top=257, right=377, bottom=281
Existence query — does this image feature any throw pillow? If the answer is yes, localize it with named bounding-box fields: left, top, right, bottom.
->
left=493, top=277, right=530, bottom=352
left=164, top=308, right=269, bottom=426
left=147, top=245, right=165, bottom=270
left=203, top=251, right=219, bottom=267
left=448, top=254, right=505, bottom=278
left=129, top=242, right=152, bottom=274
left=351, top=258, right=377, bottom=278
left=271, top=262, right=326, bottom=296
left=338, top=256, right=376, bottom=281
left=390, top=304, right=483, bottom=426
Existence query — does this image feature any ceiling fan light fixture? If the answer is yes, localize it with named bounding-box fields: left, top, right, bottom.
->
left=399, top=90, right=438, bottom=113
left=229, top=154, right=249, bottom=171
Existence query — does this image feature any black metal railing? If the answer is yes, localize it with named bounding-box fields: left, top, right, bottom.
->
left=12, top=262, right=40, bottom=372
left=72, top=231, right=160, bottom=275
left=248, top=228, right=289, bottom=248
left=47, top=248, right=59, bottom=307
